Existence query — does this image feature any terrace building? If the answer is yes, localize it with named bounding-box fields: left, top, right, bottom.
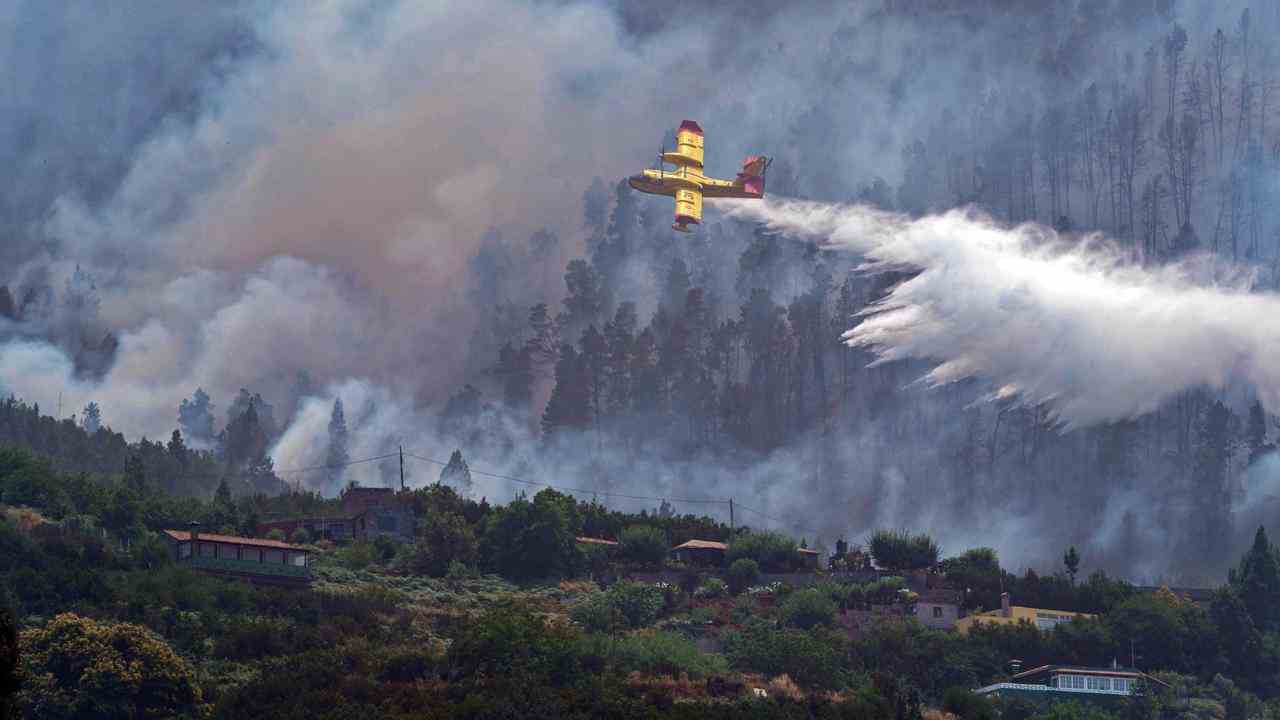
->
left=258, top=484, right=415, bottom=544
left=974, top=664, right=1167, bottom=709
left=913, top=588, right=964, bottom=630
left=164, top=525, right=311, bottom=585
left=955, top=592, right=1094, bottom=634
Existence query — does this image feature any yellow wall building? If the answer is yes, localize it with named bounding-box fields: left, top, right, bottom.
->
left=955, top=593, right=1095, bottom=634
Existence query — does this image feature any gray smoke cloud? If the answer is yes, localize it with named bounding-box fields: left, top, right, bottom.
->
left=3, top=0, right=1280, bottom=582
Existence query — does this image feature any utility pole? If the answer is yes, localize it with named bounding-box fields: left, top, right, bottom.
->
left=729, top=498, right=734, bottom=531
left=399, top=445, right=405, bottom=492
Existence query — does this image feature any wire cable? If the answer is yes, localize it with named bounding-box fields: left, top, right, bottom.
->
left=402, top=451, right=729, bottom=505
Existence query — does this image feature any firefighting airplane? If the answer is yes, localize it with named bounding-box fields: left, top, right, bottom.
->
left=628, top=120, right=770, bottom=233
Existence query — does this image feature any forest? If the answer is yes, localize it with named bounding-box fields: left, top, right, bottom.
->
left=1, top=401, right=1280, bottom=719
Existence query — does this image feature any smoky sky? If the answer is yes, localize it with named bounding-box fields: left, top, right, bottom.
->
left=2, top=0, right=1279, bottom=582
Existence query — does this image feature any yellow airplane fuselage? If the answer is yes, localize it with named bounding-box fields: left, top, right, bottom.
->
left=627, top=120, right=766, bottom=233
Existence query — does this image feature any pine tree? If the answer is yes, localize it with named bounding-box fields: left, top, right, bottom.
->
left=123, top=454, right=145, bottom=492
left=439, top=449, right=473, bottom=495
left=167, top=429, right=188, bottom=469
left=661, top=257, right=691, bottom=314
left=80, top=402, right=102, bottom=433
left=630, top=328, right=660, bottom=415
left=1191, top=400, right=1239, bottom=563
left=1064, top=546, right=1081, bottom=583
left=178, top=388, right=215, bottom=445
left=326, top=398, right=350, bottom=486
left=498, top=342, right=534, bottom=411
left=579, top=325, right=608, bottom=428
left=1246, top=400, right=1273, bottom=465
left=561, top=259, right=607, bottom=342
left=1229, top=526, right=1280, bottom=633
left=603, top=302, right=637, bottom=417
left=541, top=344, right=590, bottom=438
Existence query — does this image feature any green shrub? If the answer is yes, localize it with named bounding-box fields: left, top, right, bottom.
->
left=868, top=529, right=939, bottom=571
left=407, top=511, right=477, bottom=577
left=730, top=596, right=755, bottom=625
left=618, top=525, right=668, bottom=567
left=694, top=577, right=727, bottom=599
left=446, top=602, right=581, bottom=686
left=724, top=619, right=849, bottom=690
left=379, top=645, right=443, bottom=683
left=338, top=541, right=377, bottom=570
left=606, top=581, right=665, bottom=629
left=689, top=607, right=715, bottom=625
left=571, top=581, right=665, bottom=632
left=290, top=527, right=311, bottom=544
left=570, top=593, right=621, bottom=633
left=726, top=531, right=799, bottom=572
left=579, top=631, right=728, bottom=679
left=943, top=686, right=996, bottom=720
left=265, top=528, right=286, bottom=542
left=813, top=580, right=854, bottom=609
left=726, top=558, right=760, bottom=595
left=781, top=588, right=836, bottom=630
left=372, top=534, right=398, bottom=561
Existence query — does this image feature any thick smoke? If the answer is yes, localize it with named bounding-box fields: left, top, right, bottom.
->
left=4, top=1, right=1280, bottom=582
left=722, top=197, right=1280, bottom=429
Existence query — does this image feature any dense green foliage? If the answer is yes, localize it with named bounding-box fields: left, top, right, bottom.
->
left=727, top=558, right=760, bottom=595
left=780, top=588, right=837, bottom=630
left=2, top=397, right=1280, bottom=719
left=869, top=529, right=941, bottom=571
left=726, top=531, right=800, bottom=572
left=618, top=524, right=670, bottom=567
left=16, top=613, right=205, bottom=720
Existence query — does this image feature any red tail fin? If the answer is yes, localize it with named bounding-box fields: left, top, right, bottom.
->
left=737, top=156, right=768, bottom=196
left=740, top=156, right=767, bottom=176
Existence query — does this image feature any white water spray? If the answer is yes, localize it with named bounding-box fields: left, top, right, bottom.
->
left=721, top=197, right=1280, bottom=429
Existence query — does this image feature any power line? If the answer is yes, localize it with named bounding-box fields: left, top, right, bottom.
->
left=735, top=502, right=825, bottom=539
left=273, top=452, right=400, bottom=475
left=172, top=451, right=401, bottom=482
left=402, top=451, right=729, bottom=505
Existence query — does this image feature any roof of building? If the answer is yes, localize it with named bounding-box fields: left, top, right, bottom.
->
left=163, top=529, right=305, bottom=551
left=1135, top=585, right=1215, bottom=603
left=970, top=605, right=1095, bottom=618
left=344, top=486, right=395, bottom=495
left=576, top=537, right=619, bottom=546
left=916, top=588, right=963, bottom=604
left=798, top=547, right=819, bottom=555
left=1012, top=665, right=1170, bottom=686
left=672, top=539, right=728, bottom=551
left=258, top=516, right=358, bottom=526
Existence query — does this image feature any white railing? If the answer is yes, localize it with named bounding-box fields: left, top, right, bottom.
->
left=975, top=683, right=1130, bottom=696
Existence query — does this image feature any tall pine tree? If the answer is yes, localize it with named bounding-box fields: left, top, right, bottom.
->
left=327, top=398, right=350, bottom=487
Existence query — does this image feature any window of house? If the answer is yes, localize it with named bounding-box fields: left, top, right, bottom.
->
left=178, top=542, right=192, bottom=559
left=199, top=542, right=216, bottom=557
left=265, top=549, right=284, bottom=564
left=377, top=514, right=397, bottom=532
left=1087, top=677, right=1109, bottom=691
left=1114, top=679, right=1129, bottom=693
left=932, top=606, right=943, bottom=618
